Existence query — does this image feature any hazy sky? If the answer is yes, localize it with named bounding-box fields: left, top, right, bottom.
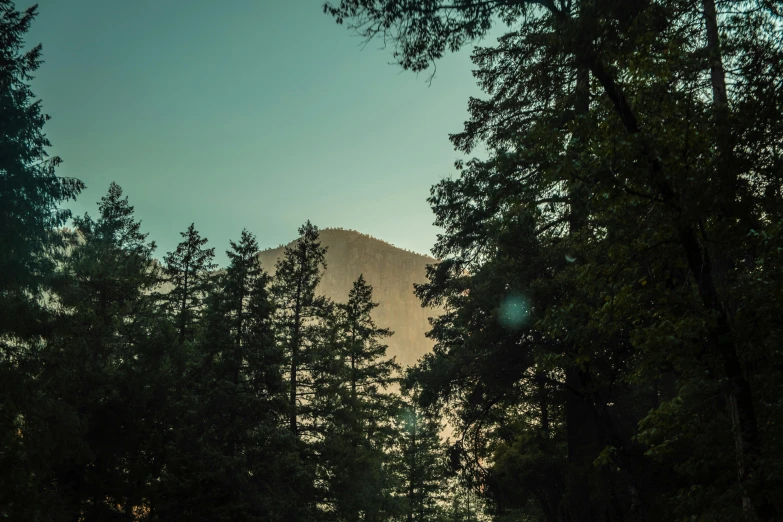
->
left=26, top=1, right=495, bottom=264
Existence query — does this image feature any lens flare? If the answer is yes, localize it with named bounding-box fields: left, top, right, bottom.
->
left=498, top=292, right=530, bottom=330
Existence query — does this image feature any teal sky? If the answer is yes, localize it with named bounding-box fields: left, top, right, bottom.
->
left=27, top=1, right=493, bottom=264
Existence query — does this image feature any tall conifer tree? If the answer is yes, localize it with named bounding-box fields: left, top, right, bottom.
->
left=0, top=2, right=83, bottom=336
left=0, top=4, right=83, bottom=516
left=319, top=275, right=401, bottom=521
left=163, top=223, right=216, bottom=345
left=389, top=391, right=446, bottom=522
left=36, top=183, right=163, bottom=520
left=272, top=221, right=328, bottom=439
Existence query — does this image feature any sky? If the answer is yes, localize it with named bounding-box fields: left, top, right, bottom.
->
left=26, top=0, right=495, bottom=264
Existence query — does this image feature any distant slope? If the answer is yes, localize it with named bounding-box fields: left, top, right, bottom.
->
left=257, top=228, right=442, bottom=369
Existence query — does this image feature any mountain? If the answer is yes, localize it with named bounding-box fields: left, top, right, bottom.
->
left=257, top=228, right=442, bottom=369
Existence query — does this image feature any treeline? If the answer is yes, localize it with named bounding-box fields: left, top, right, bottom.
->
left=0, top=5, right=477, bottom=521
left=2, top=179, right=474, bottom=522
left=17, top=184, right=476, bottom=521
left=323, top=0, right=783, bottom=521
left=5, top=178, right=460, bottom=521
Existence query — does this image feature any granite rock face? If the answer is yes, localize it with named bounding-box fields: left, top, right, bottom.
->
left=257, top=228, right=443, bottom=369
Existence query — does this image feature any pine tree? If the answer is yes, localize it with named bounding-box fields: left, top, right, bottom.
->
left=0, top=5, right=83, bottom=515
left=162, top=223, right=217, bottom=345
left=272, top=220, right=328, bottom=439
left=340, top=275, right=399, bottom=445
left=0, top=1, right=83, bottom=336
left=25, top=182, right=164, bottom=520
left=389, top=391, right=446, bottom=522
left=319, top=275, right=402, bottom=522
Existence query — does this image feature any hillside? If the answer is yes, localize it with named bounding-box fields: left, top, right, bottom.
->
left=257, top=228, right=442, bottom=369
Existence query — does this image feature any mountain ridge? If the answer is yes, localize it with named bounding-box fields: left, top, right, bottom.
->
left=259, top=227, right=437, bottom=261
left=256, top=227, right=442, bottom=369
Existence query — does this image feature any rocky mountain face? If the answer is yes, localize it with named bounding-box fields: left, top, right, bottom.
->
left=257, top=228, right=442, bottom=369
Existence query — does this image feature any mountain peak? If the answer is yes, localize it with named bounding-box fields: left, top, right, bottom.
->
left=256, top=228, right=442, bottom=368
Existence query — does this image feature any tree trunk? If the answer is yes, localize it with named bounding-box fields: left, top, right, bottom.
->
left=351, top=342, right=358, bottom=448
left=565, top=368, right=598, bottom=522
left=408, top=412, right=417, bottom=522
left=290, top=285, right=301, bottom=437
left=178, top=267, right=189, bottom=345
left=563, top=59, right=599, bottom=522
left=702, top=0, right=727, bottom=108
